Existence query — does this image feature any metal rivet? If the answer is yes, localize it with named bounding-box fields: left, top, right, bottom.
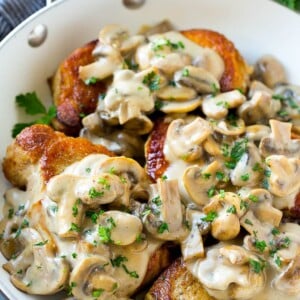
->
left=28, top=24, right=48, bottom=47
left=122, top=0, right=145, bottom=9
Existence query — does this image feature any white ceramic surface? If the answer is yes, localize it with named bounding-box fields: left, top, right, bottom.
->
left=0, top=0, right=300, bottom=298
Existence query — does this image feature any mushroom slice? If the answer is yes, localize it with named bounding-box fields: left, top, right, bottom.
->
left=238, top=91, right=281, bottom=125
left=79, top=47, right=123, bottom=82
left=156, top=85, right=197, bottom=102
left=98, top=156, right=149, bottom=197
left=203, top=192, right=243, bottom=241
left=202, top=90, right=246, bottom=119
left=253, top=55, right=287, bottom=88
left=187, top=244, right=266, bottom=300
left=160, top=97, right=202, bottom=114
left=97, top=211, right=143, bottom=246
left=165, top=117, right=212, bottom=162
left=248, top=80, right=273, bottom=98
left=7, top=228, right=69, bottom=295
left=183, top=160, right=222, bottom=206
left=74, top=173, right=129, bottom=208
left=181, top=209, right=209, bottom=261
left=144, top=179, right=187, bottom=241
left=123, top=115, right=153, bottom=135
left=245, top=124, right=271, bottom=141
left=230, top=142, right=263, bottom=187
left=213, top=118, right=246, bottom=136
left=102, top=69, right=155, bottom=125
left=259, top=119, right=300, bottom=158
left=266, top=155, right=300, bottom=197
left=174, top=65, right=220, bottom=94
left=98, top=24, right=129, bottom=47
left=273, top=256, right=300, bottom=295
left=70, top=255, right=117, bottom=300
left=46, top=174, right=85, bottom=238
left=152, top=52, right=192, bottom=75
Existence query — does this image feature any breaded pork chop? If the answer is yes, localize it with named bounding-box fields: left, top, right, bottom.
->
left=146, top=258, right=214, bottom=300
left=52, top=29, right=249, bottom=135
left=52, top=40, right=108, bottom=136
left=2, top=124, right=113, bottom=187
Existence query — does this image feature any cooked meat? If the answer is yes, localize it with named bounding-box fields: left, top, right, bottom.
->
left=181, top=29, right=250, bottom=92
left=52, top=40, right=108, bottom=136
left=2, top=124, right=113, bottom=187
left=146, top=258, right=214, bottom=300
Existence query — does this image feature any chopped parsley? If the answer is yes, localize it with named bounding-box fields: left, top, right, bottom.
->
left=241, top=173, right=250, bottom=181
left=248, top=194, right=259, bottom=203
left=249, top=258, right=266, bottom=273
left=66, top=282, right=77, bottom=296
left=98, top=217, right=116, bottom=244
left=86, top=210, right=104, bottom=224
left=240, top=200, right=250, bottom=210
left=245, top=218, right=253, bottom=225
left=202, top=211, right=218, bottom=222
left=226, top=205, right=237, bottom=214
left=161, top=174, right=168, bottom=181
left=88, top=187, right=104, bottom=199
left=216, top=171, right=225, bottom=181
left=207, top=186, right=216, bottom=198
left=142, top=71, right=160, bottom=91
left=274, top=255, right=282, bottom=267
left=84, top=77, right=98, bottom=85
left=15, top=219, right=29, bottom=238
left=271, top=228, right=280, bottom=236
left=98, top=177, right=111, bottom=190
left=33, top=240, right=48, bottom=246
left=254, top=239, right=267, bottom=253
left=111, top=255, right=128, bottom=267
left=49, top=205, right=58, bottom=213
left=182, top=68, right=189, bottom=77
left=12, top=92, right=57, bottom=137
left=124, top=58, right=139, bottom=71
left=202, top=173, right=212, bottom=179
left=72, top=252, right=77, bottom=259
left=252, top=162, right=264, bottom=172
left=92, top=289, right=104, bottom=298
left=152, top=196, right=162, bottom=206
left=151, top=38, right=185, bottom=51
left=122, top=264, right=139, bottom=278
left=211, top=83, right=220, bottom=96
left=224, top=139, right=248, bottom=169
left=154, top=100, right=164, bottom=110
left=69, top=222, right=80, bottom=232
left=157, top=222, right=169, bottom=234
left=8, top=208, right=14, bottom=219
left=72, top=199, right=82, bottom=217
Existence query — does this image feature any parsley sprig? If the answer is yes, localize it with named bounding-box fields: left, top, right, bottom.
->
left=12, top=92, right=57, bottom=138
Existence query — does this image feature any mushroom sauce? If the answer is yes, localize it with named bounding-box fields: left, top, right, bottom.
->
left=1, top=23, right=300, bottom=299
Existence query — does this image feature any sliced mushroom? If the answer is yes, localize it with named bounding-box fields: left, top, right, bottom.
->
left=183, top=160, right=222, bottom=206
left=265, top=155, right=300, bottom=197
left=123, top=115, right=153, bottom=135
left=259, top=119, right=300, bottom=158
left=74, top=173, right=130, bottom=208
left=202, top=90, right=246, bottom=119
left=152, top=52, right=192, bottom=75
left=230, top=142, right=263, bottom=187
left=165, top=117, right=212, bottom=162
left=253, top=55, right=287, bottom=88
left=248, top=80, right=273, bottom=98
left=70, top=255, right=117, bottom=300
left=79, top=48, right=123, bottom=82
left=46, top=174, right=85, bottom=238
left=245, top=124, right=271, bottom=141
left=213, top=118, right=246, bottom=136
left=203, top=192, right=244, bottom=241
left=103, top=69, right=155, bottom=125
left=181, top=209, right=209, bottom=261
left=5, top=227, right=69, bottom=295
left=160, top=97, right=202, bottom=114
left=273, top=255, right=300, bottom=295
left=97, top=211, right=142, bottom=246
left=187, top=244, right=266, bottom=300
left=238, top=91, right=281, bottom=125
left=144, top=179, right=187, bottom=241
left=174, top=65, right=220, bottom=94
left=98, top=156, right=149, bottom=199
left=156, top=85, right=197, bottom=102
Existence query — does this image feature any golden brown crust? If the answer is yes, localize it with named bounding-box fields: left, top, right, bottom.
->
left=40, top=135, right=113, bottom=183
left=52, top=40, right=107, bottom=135
left=2, top=124, right=64, bottom=187
left=145, top=118, right=170, bottom=182
left=2, top=124, right=113, bottom=187
left=181, top=29, right=250, bottom=92
left=146, top=258, right=214, bottom=300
